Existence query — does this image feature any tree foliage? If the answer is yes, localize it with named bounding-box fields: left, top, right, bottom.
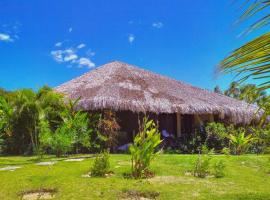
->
left=219, top=0, right=270, bottom=90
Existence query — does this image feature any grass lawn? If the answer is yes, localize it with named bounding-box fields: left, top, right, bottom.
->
left=0, top=154, right=269, bottom=200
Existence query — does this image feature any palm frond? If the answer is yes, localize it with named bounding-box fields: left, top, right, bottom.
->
left=219, top=31, right=270, bottom=90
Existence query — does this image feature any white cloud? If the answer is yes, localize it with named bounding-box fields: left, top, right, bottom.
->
left=51, top=41, right=95, bottom=69
left=51, top=48, right=77, bottom=62
left=55, top=42, right=62, bottom=47
left=128, top=34, right=135, bottom=44
left=0, top=33, right=12, bottom=42
left=152, top=22, right=163, bottom=29
left=68, top=27, right=73, bottom=33
left=64, top=48, right=74, bottom=54
left=51, top=50, right=64, bottom=62
left=86, top=49, right=95, bottom=57
left=78, top=57, right=95, bottom=68
left=77, top=43, right=86, bottom=49
left=64, top=53, right=78, bottom=62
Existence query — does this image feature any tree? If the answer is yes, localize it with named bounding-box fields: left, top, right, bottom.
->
left=219, top=1, right=270, bottom=91
left=214, top=86, right=222, bottom=94
left=224, top=83, right=267, bottom=104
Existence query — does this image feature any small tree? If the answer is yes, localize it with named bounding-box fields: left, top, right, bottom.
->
left=129, top=117, right=162, bottom=178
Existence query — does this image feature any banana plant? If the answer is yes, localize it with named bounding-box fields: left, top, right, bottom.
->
left=129, top=117, right=162, bottom=178
left=228, top=129, right=254, bottom=155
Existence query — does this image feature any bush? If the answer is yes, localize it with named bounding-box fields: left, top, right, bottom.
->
left=221, top=147, right=230, bottom=155
left=193, top=154, right=211, bottom=178
left=91, top=151, right=110, bottom=177
left=213, top=160, right=226, bottom=178
left=98, top=110, right=120, bottom=152
left=129, top=117, right=162, bottom=179
left=249, top=126, right=270, bottom=154
left=205, top=122, right=228, bottom=151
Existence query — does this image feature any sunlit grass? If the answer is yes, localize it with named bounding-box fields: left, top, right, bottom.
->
left=0, top=154, right=269, bottom=200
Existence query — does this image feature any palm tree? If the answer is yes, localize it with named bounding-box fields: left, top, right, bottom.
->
left=219, top=1, right=270, bottom=91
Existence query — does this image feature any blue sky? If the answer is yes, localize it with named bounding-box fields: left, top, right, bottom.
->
left=0, top=0, right=258, bottom=91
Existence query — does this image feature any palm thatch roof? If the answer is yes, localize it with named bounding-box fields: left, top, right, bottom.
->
left=55, top=61, right=259, bottom=124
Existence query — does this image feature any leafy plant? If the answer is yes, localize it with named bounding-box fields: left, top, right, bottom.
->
left=205, top=122, right=228, bottom=151
left=228, top=128, right=254, bottom=155
left=129, top=117, right=162, bottom=178
left=98, top=110, right=120, bottom=152
left=249, top=125, right=270, bottom=154
left=50, top=123, right=74, bottom=157
left=213, top=159, right=226, bottom=178
left=91, top=151, right=110, bottom=177
left=193, top=154, right=212, bottom=178
left=221, top=147, right=231, bottom=156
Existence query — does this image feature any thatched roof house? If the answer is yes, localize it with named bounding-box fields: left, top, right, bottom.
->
left=55, top=61, right=258, bottom=140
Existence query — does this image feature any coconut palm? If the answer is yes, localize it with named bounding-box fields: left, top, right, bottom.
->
left=219, top=0, right=270, bottom=91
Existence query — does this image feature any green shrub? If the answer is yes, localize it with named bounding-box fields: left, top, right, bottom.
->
left=213, top=160, right=226, bottom=178
left=51, top=123, right=74, bottom=157
left=205, top=122, right=228, bottom=151
left=193, top=154, right=211, bottom=178
left=129, top=117, right=162, bottom=178
left=221, top=147, right=230, bottom=155
left=91, top=151, right=110, bottom=177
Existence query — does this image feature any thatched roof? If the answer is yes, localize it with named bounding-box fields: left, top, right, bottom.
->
left=55, top=61, right=259, bottom=124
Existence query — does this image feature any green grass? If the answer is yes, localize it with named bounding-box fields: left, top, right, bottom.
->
left=0, top=154, right=269, bottom=199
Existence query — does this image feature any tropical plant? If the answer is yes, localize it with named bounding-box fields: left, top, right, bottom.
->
left=205, top=122, right=228, bottom=151
left=219, top=1, right=270, bottom=91
left=65, top=111, right=92, bottom=153
left=0, top=96, right=13, bottom=134
left=38, top=114, right=53, bottom=158
left=213, top=159, right=226, bottom=178
left=90, top=151, right=110, bottom=177
left=250, top=125, right=270, bottom=154
left=228, top=128, right=254, bottom=155
left=224, top=83, right=267, bottom=104
left=98, top=110, right=120, bottom=152
left=193, top=153, right=212, bottom=178
left=129, top=117, right=162, bottom=178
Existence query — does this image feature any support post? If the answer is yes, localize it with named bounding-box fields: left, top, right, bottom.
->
left=176, top=113, right=181, bottom=137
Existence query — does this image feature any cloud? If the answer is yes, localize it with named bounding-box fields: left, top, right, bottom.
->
left=51, top=43, right=96, bottom=69
left=128, top=34, right=135, bottom=44
left=51, top=48, right=78, bottom=62
left=64, top=53, right=78, bottom=62
left=86, top=49, right=95, bottom=57
left=51, top=50, right=64, bottom=62
left=0, top=33, right=12, bottom=42
left=152, top=22, right=163, bottom=29
left=55, top=42, right=62, bottom=47
left=77, top=43, right=86, bottom=49
left=78, top=57, right=95, bottom=68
